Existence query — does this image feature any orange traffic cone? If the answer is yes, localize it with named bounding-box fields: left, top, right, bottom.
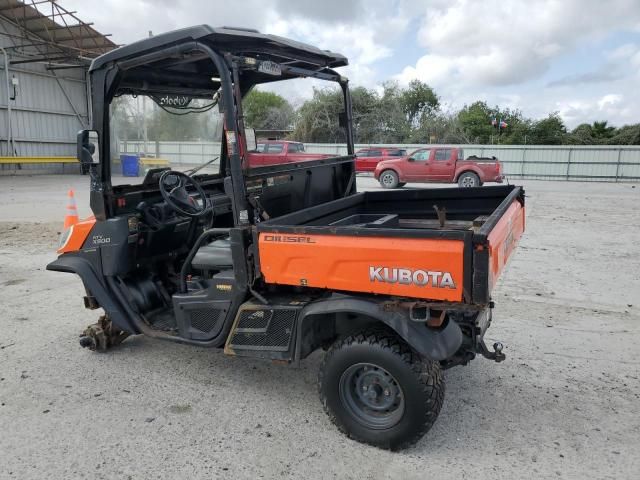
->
left=64, top=188, right=79, bottom=228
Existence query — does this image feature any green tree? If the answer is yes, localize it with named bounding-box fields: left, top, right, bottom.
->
left=377, top=82, right=413, bottom=143
left=349, top=86, right=381, bottom=143
left=243, top=90, right=294, bottom=130
left=147, top=106, right=206, bottom=141
left=292, top=87, right=345, bottom=142
left=291, top=80, right=438, bottom=144
left=457, top=101, right=495, bottom=143
left=353, top=83, right=412, bottom=143
left=501, top=118, right=534, bottom=145
left=419, top=111, right=473, bottom=144
left=606, top=124, right=640, bottom=145
left=591, top=121, right=616, bottom=142
left=110, top=96, right=145, bottom=141
left=399, top=79, right=439, bottom=127
left=566, top=124, right=595, bottom=145
left=292, top=85, right=411, bottom=143
left=528, top=113, right=567, bottom=145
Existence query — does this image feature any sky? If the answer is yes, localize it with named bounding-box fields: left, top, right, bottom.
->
left=61, top=0, right=640, bottom=128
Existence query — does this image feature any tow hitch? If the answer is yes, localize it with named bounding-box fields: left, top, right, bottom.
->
left=478, top=338, right=506, bottom=362
left=79, top=315, right=130, bottom=352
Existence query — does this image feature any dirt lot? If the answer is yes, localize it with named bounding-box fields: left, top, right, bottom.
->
left=0, top=175, right=639, bottom=479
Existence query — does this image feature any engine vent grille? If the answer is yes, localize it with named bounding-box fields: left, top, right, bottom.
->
left=189, top=308, right=224, bottom=333
left=228, top=308, right=296, bottom=351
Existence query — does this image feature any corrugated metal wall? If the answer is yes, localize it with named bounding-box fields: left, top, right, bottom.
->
left=0, top=16, right=88, bottom=160
left=120, top=141, right=222, bottom=165
left=120, top=140, right=640, bottom=182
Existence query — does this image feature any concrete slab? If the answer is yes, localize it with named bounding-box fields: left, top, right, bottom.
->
left=0, top=175, right=638, bottom=479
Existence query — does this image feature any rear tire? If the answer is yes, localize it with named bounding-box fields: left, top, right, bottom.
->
left=458, top=171, right=480, bottom=188
left=379, top=170, right=399, bottom=189
left=318, top=330, right=445, bottom=450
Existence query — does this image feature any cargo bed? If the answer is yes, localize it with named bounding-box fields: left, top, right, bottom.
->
left=256, top=185, right=525, bottom=304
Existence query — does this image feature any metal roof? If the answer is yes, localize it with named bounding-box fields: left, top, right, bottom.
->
left=0, top=0, right=116, bottom=66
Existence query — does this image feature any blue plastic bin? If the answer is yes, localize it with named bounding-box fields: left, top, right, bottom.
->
left=121, top=154, right=139, bottom=177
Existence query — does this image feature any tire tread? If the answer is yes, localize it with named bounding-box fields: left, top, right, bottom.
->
left=318, top=329, right=445, bottom=450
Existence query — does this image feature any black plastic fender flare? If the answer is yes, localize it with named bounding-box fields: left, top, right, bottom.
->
left=46, top=255, right=139, bottom=334
left=295, top=295, right=463, bottom=361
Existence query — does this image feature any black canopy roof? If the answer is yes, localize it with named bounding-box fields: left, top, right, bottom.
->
left=90, top=25, right=348, bottom=72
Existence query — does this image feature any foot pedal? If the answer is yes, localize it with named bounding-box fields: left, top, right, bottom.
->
left=224, top=302, right=301, bottom=361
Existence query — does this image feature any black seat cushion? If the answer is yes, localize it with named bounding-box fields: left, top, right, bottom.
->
left=191, top=238, right=233, bottom=270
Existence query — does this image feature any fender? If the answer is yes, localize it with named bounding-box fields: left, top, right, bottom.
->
left=375, top=167, right=403, bottom=183
left=295, top=294, right=463, bottom=361
left=46, top=254, right=139, bottom=334
left=454, top=166, right=484, bottom=182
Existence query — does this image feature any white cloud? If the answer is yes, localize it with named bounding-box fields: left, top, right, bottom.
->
left=597, top=94, right=623, bottom=110
left=553, top=93, right=635, bottom=127
left=398, top=0, right=640, bottom=88
left=61, top=0, right=406, bottom=90
left=59, top=0, right=640, bottom=127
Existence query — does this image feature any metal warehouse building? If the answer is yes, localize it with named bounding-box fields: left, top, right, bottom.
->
left=0, top=0, right=114, bottom=172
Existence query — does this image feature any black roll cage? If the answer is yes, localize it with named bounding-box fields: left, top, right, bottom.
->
left=87, top=30, right=355, bottom=225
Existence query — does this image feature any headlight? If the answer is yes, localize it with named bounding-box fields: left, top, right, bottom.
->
left=58, top=226, right=73, bottom=249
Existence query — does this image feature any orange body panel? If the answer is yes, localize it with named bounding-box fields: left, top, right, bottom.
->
left=57, top=216, right=96, bottom=254
left=258, top=234, right=465, bottom=302
left=487, top=202, right=525, bottom=290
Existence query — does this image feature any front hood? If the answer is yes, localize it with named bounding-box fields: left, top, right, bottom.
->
left=376, top=157, right=406, bottom=169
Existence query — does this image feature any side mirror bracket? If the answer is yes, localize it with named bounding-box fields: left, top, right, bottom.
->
left=77, top=130, right=100, bottom=165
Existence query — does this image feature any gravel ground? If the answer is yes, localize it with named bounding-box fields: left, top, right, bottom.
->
left=0, top=175, right=639, bottom=479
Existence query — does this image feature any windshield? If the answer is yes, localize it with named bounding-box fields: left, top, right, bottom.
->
left=109, top=94, right=223, bottom=185
left=109, top=76, right=351, bottom=181
left=242, top=78, right=350, bottom=169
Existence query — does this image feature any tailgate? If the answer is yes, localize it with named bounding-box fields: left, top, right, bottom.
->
left=472, top=187, right=525, bottom=303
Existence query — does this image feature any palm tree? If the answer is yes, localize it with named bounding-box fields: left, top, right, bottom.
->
left=591, top=121, right=616, bottom=140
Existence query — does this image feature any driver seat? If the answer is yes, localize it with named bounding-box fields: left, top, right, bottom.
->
left=191, top=238, right=233, bottom=270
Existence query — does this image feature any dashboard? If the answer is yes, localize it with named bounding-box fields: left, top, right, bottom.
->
left=110, top=174, right=233, bottom=260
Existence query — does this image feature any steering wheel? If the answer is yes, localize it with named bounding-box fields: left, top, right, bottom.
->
left=158, top=170, right=210, bottom=217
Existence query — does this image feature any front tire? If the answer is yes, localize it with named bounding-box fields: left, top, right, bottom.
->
left=318, top=330, right=445, bottom=450
left=379, top=170, right=399, bottom=189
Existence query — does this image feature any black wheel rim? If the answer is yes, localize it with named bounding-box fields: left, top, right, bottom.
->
left=338, top=362, right=405, bottom=429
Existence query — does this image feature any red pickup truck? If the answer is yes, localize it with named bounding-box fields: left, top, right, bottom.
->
left=374, top=147, right=504, bottom=188
left=355, top=147, right=407, bottom=172
left=246, top=140, right=329, bottom=167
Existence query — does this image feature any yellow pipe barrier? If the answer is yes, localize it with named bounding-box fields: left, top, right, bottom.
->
left=0, top=156, right=77, bottom=164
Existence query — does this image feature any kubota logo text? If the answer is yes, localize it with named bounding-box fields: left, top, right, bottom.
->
left=369, top=266, right=456, bottom=289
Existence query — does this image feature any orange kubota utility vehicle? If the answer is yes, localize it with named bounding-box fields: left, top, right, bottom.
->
left=48, top=26, right=525, bottom=450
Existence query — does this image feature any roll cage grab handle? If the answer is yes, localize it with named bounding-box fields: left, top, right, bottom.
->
left=95, top=40, right=355, bottom=225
